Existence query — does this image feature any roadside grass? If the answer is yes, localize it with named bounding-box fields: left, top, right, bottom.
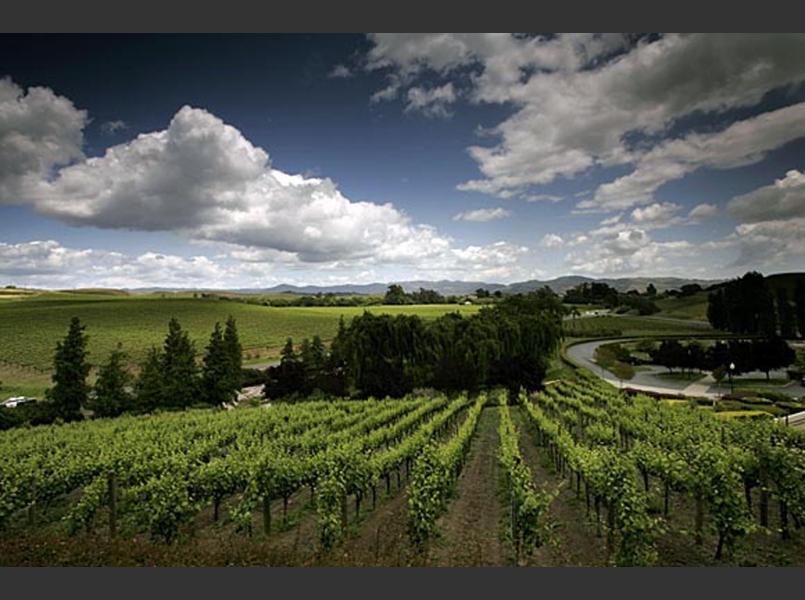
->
left=731, top=377, right=790, bottom=386
left=656, top=371, right=707, bottom=383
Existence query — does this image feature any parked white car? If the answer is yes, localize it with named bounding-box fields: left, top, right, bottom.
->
left=2, top=396, right=37, bottom=408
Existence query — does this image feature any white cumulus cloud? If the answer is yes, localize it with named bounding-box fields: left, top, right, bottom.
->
left=452, top=206, right=511, bottom=222
left=0, top=77, right=87, bottom=203
left=728, top=169, right=805, bottom=223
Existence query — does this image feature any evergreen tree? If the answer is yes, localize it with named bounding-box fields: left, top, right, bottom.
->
left=201, top=323, right=232, bottom=405
left=223, top=316, right=242, bottom=392
left=309, top=336, right=326, bottom=369
left=329, top=317, right=348, bottom=368
left=707, top=272, right=777, bottom=335
left=707, top=288, right=728, bottom=330
left=794, top=282, right=805, bottom=339
left=280, top=337, right=297, bottom=364
left=160, top=318, right=198, bottom=409
left=264, top=337, right=305, bottom=399
left=777, top=288, right=796, bottom=338
left=90, top=345, right=133, bottom=417
left=135, top=347, right=164, bottom=413
left=47, top=316, right=90, bottom=420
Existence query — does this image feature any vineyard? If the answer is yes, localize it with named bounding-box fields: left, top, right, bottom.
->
left=1, top=376, right=804, bottom=566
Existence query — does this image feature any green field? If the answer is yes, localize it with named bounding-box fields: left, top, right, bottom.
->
left=563, top=314, right=713, bottom=338
left=0, top=292, right=480, bottom=379
left=655, top=291, right=710, bottom=321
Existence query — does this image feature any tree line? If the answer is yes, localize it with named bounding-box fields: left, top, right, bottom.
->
left=264, top=290, right=565, bottom=400
left=563, top=281, right=660, bottom=316
left=649, top=338, right=795, bottom=381
left=205, top=284, right=495, bottom=309
left=3, top=316, right=243, bottom=427
left=707, top=271, right=805, bottom=338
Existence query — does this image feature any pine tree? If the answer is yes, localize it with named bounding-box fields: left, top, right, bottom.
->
left=201, top=323, right=232, bottom=405
left=280, top=337, right=297, bottom=365
left=299, top=337, right=313, bottom=366
left=160, top=318, right=198, bottom=409
left=223, top=315, right=242, bottom=393
left=707, top=289, right=728, bottom=330
left=329, top=316, right=348, bottom=368
left=47, top=316, right=90, bottom=420
left=777, top=288, right=796, bottom=338
left=90, top=345, right=133, bottom=417
left=309, top=335, right=326, bottom=371
left=135, top=347, right=164, bottom=413
left=794, top=282, right=805, bottom=339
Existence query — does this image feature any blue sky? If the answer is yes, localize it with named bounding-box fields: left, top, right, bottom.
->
left=0, top=34, right=803, bottom=288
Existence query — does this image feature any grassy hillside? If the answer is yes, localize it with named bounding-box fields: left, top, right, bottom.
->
left=651, top=273, right=804, bottom=323
left=0, top=294, right=480, bottom=374
left=563, top=314, right=713, bottom=338
left=655, top=291, right=710, bottom=321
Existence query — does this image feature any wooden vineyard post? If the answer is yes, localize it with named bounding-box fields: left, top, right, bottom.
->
left=263, top=496, right=272, bottom=535
left=760, top=488, right=769, bottom=527
left=694, top=496, right=704, bottom=545
left=780, top=500, right=790, bottom=540
left=27, top=480, right=36, bottom=527
left=510, top=481, right=518, bottom=564
left=108, top=472, right=118, bottom=538
left=374, top=524, right=381, bottom=564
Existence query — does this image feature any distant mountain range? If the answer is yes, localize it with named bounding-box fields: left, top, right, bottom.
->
left=143, top=275, right=722, bottom=296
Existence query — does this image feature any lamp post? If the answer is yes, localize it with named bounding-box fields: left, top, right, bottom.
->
left=729, top=362, right=735, bottom=395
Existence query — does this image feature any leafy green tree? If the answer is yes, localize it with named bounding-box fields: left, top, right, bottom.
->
left=610, top=361, right=635, bottom=388
left=47, top=316, right=90, bottom=420
left=90, top=345, right=133, bottom=417
left=135, top=347, right=164, bottom=413
left=160, top=318, right=198, bottom=409
left=753, top=337, right=795, bottom=381
left=383, top=284, right=409, bottom=305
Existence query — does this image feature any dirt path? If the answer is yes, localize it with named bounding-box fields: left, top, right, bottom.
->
left=429, top=406, right=507, bottom=566
left=324, top=485, right=412, bottom=566
left=512, top=406, right=608, bottom=566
